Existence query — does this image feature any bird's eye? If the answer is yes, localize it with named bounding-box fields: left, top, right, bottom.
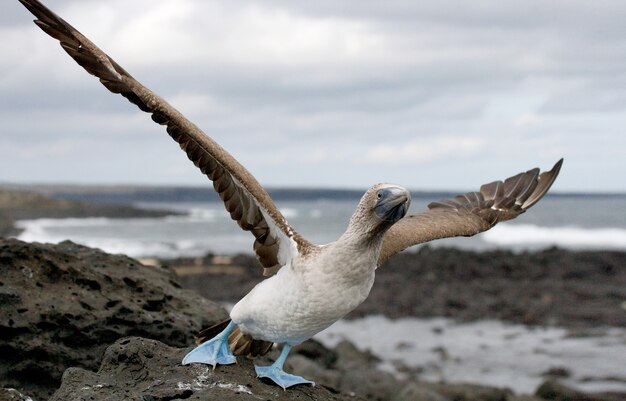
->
left=377, top=192, right=382, bottom=200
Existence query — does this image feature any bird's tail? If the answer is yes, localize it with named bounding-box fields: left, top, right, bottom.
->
left=196, top=319, right=273, bottom=358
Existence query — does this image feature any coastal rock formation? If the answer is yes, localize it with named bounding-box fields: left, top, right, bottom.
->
left=0, top=388, right=35, bottom=401
left=1, top=239, right=624, bottom=400
left=47, top=336, right=624, bottom=401
left=0, top=188, right=177, bottom=237
left=174, top=246, right=626, bottom=328
left=49, top=336, right=361, bottom=401
left=0, top=238, right=227, bottom=400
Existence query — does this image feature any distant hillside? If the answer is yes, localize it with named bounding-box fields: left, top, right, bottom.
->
left=0, top=188, right=179, bottom=237
left=1, top=183, right=473, bottom=204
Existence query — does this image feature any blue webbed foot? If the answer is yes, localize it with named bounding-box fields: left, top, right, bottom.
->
left=182, top=338, right=236, bottom=367
left=255, top=364, right=315, bottom=390
left=254, top=343, right=315, bottom=389
left=182, top=321, right=236, bottom=368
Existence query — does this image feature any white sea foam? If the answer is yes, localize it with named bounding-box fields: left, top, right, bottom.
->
left=186, top=208, right=218, bottom=220
left=15, top=217, right=114, bottom=229
left=15, top=215, right=255, bottom=258
left=483, top=224, right=626, bottom=250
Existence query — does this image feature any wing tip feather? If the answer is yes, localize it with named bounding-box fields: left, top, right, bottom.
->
left=521, top=158, right=563, bottom=209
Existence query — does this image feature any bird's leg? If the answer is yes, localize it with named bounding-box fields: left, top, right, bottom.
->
left=255, top=344, right=315, bottom=389
left=182, top=321, right=236, bottom=368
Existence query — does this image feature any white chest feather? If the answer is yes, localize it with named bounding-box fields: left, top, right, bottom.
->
left=230, top=244, right=377, bottom=345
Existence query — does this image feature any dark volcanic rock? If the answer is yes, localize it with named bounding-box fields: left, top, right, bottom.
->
left=288, top=340, right=398, bottom=401
left=417, top=382, right=512, bottom=401
left=535, top=380, right=626, bottom=401
left=391, top=381, right=518, bottom=401
left=364, top=247, right=626, bottom=327
left=172, top=247, right=626, bottom=328
left=2, top=238, right=624, bottom=401
left=49, top=337, right=363, bottom=401
left=0, top=213, right=15, bottom=238
left=0, top=388, right=34, bottom=401
left=0, top=238, right=228, bottom=400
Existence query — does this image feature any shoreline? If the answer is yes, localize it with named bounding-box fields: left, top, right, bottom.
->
left=166, top=246, right=626, bottom=329
left=1, top=187, right=625, bottom=399
left=0, top=188, right=181, bottom=237
left=167, top=247, right=626, bottom=394
left=315, top=315, right=626, bottom=394
left=1, top=238, right=624, bottom=401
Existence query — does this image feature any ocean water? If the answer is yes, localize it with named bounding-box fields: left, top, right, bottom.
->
left=15, top=193, right=626, bottom=258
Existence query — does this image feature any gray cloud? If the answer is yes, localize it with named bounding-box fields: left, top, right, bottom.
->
left=1, top=0, right=624, bottom=192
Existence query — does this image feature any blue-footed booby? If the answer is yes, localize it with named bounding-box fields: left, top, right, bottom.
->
left=20, top=0, right=563, bottom=389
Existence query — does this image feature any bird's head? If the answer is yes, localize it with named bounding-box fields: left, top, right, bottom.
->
left=371, top=184, right=411, bottom=224
left=347, top=184, right=411, bottom=239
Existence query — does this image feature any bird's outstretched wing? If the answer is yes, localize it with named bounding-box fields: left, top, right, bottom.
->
left=19, top=0, right=313, bottom=275
left=378, top=159, right=563, bottom=266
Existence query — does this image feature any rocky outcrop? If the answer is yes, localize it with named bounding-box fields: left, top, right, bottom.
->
left=289, top=339, right=399, bottom=401
left=0, top=238, right=227, bottom=400
left=46, top=336, right=625, bottom=401
left=0, top=388, right=35, bottom=401
left=50, top=337, right=361, bottom=401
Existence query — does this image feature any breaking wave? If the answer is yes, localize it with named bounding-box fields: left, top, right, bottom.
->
left=483, top=224, right=626, bottom=250
left=14, top=216, right=250, bottom=258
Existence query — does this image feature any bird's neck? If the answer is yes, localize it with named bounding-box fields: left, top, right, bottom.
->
left=338, top=217, right=387, bottom=256
left=315, top=225, right=382, bottom=290
left=343, top=204, right=393, bottom=242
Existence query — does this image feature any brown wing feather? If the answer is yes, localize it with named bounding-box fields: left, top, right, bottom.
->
left=20, top=0, right=313, bottom=274
left=378, top=159, right=563, bottom=266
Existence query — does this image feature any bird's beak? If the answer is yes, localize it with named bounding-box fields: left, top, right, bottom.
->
left=374, top=187, right=410, bottom=223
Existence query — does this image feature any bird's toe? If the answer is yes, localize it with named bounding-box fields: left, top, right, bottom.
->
left=255, top=364, right=315, bottom=390
left=182, top=337, right=236, bottom=367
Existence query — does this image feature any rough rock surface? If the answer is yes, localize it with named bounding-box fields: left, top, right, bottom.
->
left=535, top=380, right=626, bottom=401
left=0, top=238, right=228, bottom=400
left=1, top=239, right=624, bottom=401
left=289, top=340, right=398, bottom=401
left=173, top=246, right=626, bottom=328
left=50, top=337, right=363, bottom=401
left=0, top=388, right=34, bottom=401
left=46, top=336, right=624, bottom=401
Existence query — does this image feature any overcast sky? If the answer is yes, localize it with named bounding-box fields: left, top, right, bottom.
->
left=1, top=0, right=625, bottom=193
